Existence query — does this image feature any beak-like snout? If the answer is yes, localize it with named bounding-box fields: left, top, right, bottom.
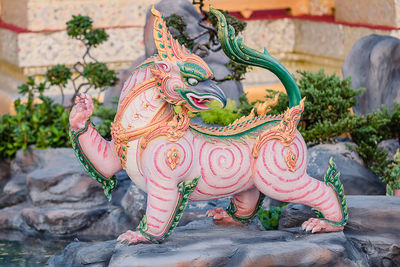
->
left=192, top=80, right=227, bottom=107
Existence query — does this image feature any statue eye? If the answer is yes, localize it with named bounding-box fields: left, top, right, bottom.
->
left=187, top=77, right=199, bottom=86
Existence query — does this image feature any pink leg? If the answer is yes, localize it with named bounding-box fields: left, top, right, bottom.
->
left=254, top=135, right=344, bottom=233
left=70, top=94, right=122, bottom=177
left=207, top=187, right=262, bottom=226
left=117, top=178, right=182, bottom=244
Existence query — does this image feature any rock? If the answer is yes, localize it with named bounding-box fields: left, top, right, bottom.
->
left=0, top=174, right=26, bottom=209
left=78, top=207, right=133, bottom=239
left=26, top=148, right=107, bottom=208
left=48, top=195, right=400, bottom=266
left=110, top=171, right=132, bottom=207
left=47, top=240, right=116, bottom=267
left=11, top=146, right=39, bottom=174
left=0, top=159, right=11, bottom=188
left=47, top=220, right=364, bottom=267
left=279, top=196, right=400, bottom=234
left=179, top=197, right=230, bottom=226
left=348, top=235, right=400, bottom=267
left=345, top=196, right=400, bottom=235
left=0, top=147, right=138, bottom=239
left=21, top=207, right=109, bottom=235
left=0, top=204, right=27, bottom=231
left=278, top=203, right=315, bottom=229
left=307, top=142, right=386, bottom=195
left=378, top=139, right=400, bottom=160
left=279, top=196, right=400, bottom=266
left=103, top=0, right=243, bottom=107
left=120, top=183, right=147, bottom=226
left=342, top=34, right=400, bottom=114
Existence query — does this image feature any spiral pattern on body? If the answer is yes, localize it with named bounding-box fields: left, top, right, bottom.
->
left=254, top=131, right=311, bottom=198
left=147, top=137, right=194, bottom=181
left=197, top=141, right=253, bottom=195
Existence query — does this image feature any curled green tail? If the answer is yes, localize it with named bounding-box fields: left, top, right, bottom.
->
left=209, top=6, right=301, bottom=108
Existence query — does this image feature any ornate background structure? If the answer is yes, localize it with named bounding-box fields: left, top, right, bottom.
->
left=1, top=0, right=400, bottom=114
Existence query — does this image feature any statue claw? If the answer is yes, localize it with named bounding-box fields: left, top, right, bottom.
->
left=117, top=230, right=151, bottom=245
left=206, top=207, right=247, bottom=226
left=301, top=218, right=344, bottom=233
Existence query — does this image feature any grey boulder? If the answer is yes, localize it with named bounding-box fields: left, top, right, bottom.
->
left=342, top=34, right=400, bottom=114
left=47, top=221, right=364, bottom=267
left=307, top=142, right=386, bottom=195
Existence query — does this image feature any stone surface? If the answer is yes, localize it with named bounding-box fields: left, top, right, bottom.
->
left=26, top=148, right=107, bottom=208
left=47, top=220, right=365, bottom=267
left=48, top=196, right=400, bottom=266
left=1, top=0, right=158, bottom=31
left=0, top=147, right=135, bottom=239
left=378, top=139, right=400, bottom=160
left=307, top=142, right=386, bottom=195
left=279, top=196, right=400, bottom=266
left=0, top=159, right=10, bottom=187
left=335, top=0, right=400, bottom=28
left=280, top=196, right=400, bottom=234
left=21, top=207, right=109, bottom=235
left=0, top=174, right=27, bottom=209
left=342, top=34, right=400, bottom=114
left=0, top=204, right=27, bottom=231
left=120, top=183, right=147, bottom=226
left=278, top=203, right=316, bottom=229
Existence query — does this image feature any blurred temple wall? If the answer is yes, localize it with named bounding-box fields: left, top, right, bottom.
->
left=1, top=0, right=400, bottom=112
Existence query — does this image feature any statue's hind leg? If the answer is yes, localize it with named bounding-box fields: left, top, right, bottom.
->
left=253, top=134, right=347, bottom=233
left=207, top=187, right=264, bottom=226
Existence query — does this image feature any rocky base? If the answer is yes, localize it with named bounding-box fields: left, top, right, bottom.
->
left=47, top=196, right=400, bottom=267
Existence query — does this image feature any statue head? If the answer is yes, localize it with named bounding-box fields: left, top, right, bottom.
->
left=150, top=7, right=226, bottom=112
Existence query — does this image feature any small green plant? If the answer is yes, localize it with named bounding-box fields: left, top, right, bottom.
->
left=0, top=15, right=118, bottom=159
left=257, top=206, right=283, bottom=230
left=200, top=99, right=240, bottom=125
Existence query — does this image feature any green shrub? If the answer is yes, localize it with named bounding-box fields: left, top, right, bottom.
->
left=200, top=99, right=240, bottom=125
left=258, top=206, right=283, bottom=230
left=263, top=69, right=364, bottom=144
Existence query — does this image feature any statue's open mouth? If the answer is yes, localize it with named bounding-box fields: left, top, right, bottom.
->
left=186, top=93, right=222, bottom=110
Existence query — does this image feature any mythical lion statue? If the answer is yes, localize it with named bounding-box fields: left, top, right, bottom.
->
left=69, top=7, right=348, bottom=244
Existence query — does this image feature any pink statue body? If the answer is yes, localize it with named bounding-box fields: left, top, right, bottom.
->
left=69, top=7, right=348, bottom=245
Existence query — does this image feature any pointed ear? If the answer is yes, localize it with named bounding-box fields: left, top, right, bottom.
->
left=153, top=60, right=172, bottom=73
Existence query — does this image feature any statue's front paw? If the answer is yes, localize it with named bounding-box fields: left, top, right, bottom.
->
left=301, top=218, right=344, bottom=233
left=117, top=230, right=151, bottom=245
left=206, top=207, right=247, bottom=226
left=69, top=93, right=94, bottom=131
